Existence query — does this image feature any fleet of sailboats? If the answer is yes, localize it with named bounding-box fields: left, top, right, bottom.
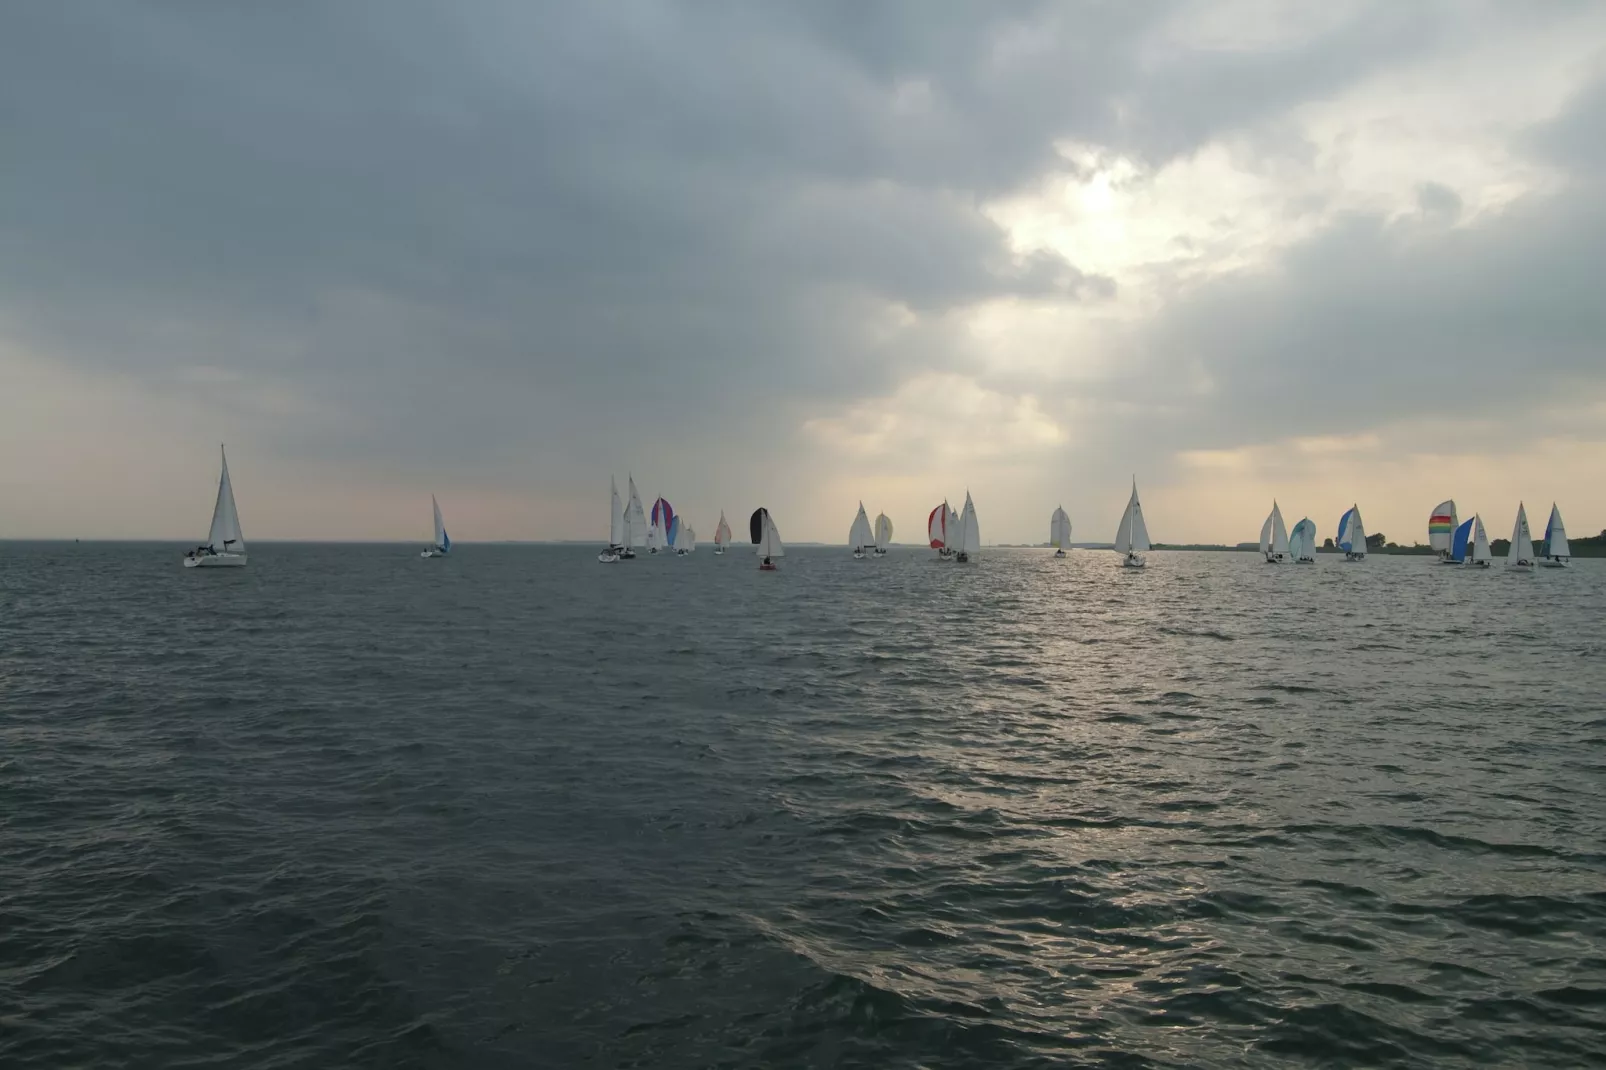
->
left=173, top=456, right=1587, bottom=578
left=184, top=446, right=247, bottom=568
left=1259, top=501, right=1290, bottom=564
left=1049, top=506, right=1071, bottom=558
left=1113, top=480, right=1150, bottom=568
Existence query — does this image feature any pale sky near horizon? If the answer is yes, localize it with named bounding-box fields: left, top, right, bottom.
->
left=2, top=2, right=1603, bottom=547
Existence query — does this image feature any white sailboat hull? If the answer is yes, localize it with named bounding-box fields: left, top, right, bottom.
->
left=1540, top=558, right=1569, bottom=568
left=1053, top=549, right=1066, bottom=558
left=185, top=553, right=247, bottom=568
left=1122, top=553, right=1145, bottom=569
left=420, top=548, right=446, bottom=558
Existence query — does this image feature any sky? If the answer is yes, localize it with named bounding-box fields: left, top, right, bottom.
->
left=2, top=1, right=1604, bottom=546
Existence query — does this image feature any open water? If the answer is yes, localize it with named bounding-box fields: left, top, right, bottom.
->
left=2, top=542, right=1604, bottom=1068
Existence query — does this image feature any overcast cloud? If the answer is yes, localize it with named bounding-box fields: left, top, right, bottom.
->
left=2, top=1, right=1603, bottom=544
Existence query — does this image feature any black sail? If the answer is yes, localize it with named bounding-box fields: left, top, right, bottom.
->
left=750, top=508, right=768, bottom=544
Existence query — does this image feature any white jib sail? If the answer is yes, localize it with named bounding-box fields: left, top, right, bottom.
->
left=431, top=494, right=448, bottom=550
left=1259, top=514, right=1274, bottom=555
left=1271, top=502, right=1289, bottom=556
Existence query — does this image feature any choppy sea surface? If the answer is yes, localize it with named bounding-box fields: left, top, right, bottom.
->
left=2, top=542, right=1604, bottom=1068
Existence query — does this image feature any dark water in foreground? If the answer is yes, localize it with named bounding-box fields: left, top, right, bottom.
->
left=2, top=542, right=1604, bottom=1068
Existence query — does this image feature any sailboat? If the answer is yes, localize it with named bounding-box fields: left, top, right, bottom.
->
left=927, top=502, right=953, bottom=559
left=1507, top=503, right=1536, bottom=569
left=952, top=491, right=980, bottom=563
left=1259, top=501, right=1290, bottom=563
left=1049, top=506, right=1071, bottom=558
left=1466, top=514, right=1492, bottom=568
left=751, top=507, right=784, bottom=570
left=1541, top=503, right=1570, bottom=567
left=873, top=513, right=892, bottom=556
left=1429, top=500, right=1459, bottom=564
left=1451, top=518, right=1473, bottom=564
left=421, top=495, right=451, bottom=558
left=849, top=502, right=874, bottom=558
left=600, top=477, right=624, bottom=562
left=1289, top=518, right=1318, bottom=563
left=668, top=514, right=683, bottom=554
left=184, top=446, right=247, bottom=568
left=1113, top=479, right=1149, bottom=568
left=1337, top=504, right=1368, bottom=561
left=679, top=525, right=697, bottom=555
left=621, top=476, right=647, bottom=559
left=713, top=511, right=732, bottom=556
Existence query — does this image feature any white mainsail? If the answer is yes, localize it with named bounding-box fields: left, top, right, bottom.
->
left=207, top=446, right=245, bottom=554
left=953, top=491, right=980, bottom=557
left=1260, top=501, right=1289, bottom=560
left=1508, top=503, right=1535, bottom=566
left=431, top=495, right=450, bottom=552
left=1049, top=506, right=1071, bottom=549
left=753, top=508, right=785, bottom=558
left=946, top=504, right=960, bottom=544
left=1543, top=503, right=1570, bottom=562
left=874, top=512, right=893, bottom=547
left=1114, top=480, right=1149, bottom=555
left=624, top=477, right=648, bottom=548
left=609, top=477, right=624, bottom=547
left=849, top=502, right=874, bottom=551
left=1469, top=515, right=1492, bottom=565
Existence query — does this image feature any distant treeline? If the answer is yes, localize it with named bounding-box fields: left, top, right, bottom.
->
left=1149, top=529, right=1606, bottom=557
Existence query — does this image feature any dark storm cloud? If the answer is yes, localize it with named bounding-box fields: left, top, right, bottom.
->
left=1, top=0, right=1601, bottom=499
left=0, top=0, right=1145, bottom=472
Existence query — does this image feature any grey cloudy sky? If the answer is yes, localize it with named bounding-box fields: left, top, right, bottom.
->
left=3, top=1, right=1603, bottom=544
